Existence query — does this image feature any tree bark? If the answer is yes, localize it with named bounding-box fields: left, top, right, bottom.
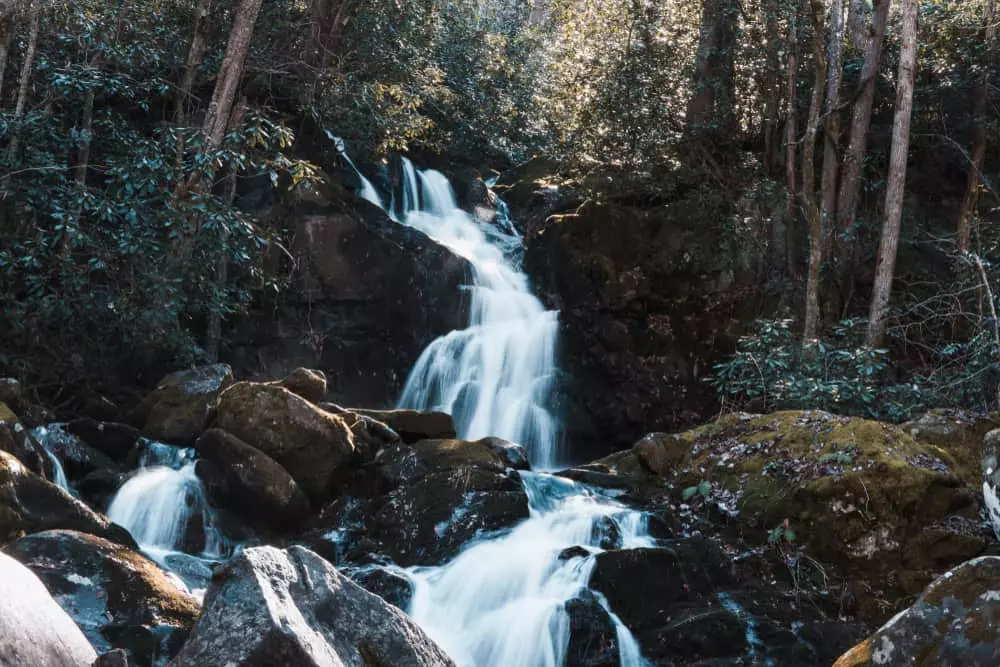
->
left=762, top=0, right=782, bottom=173
left=819, top=0, right=845, bottom=261
left=802, top=0, right=827, bottom=341
left=7, top=0, right=40, bottom=160
left=0, top=2, right=18, bottom=105
left=784, top=12, right=799, bottom=277
left=847, top=0, right=870, bottom=49
left=176, top=0, right=213, bottom=128
left=957, top=0, right=995, bottom=252
left=866, top=0, right=919, bottom=347
left=686, top=0, right=739, bottom=141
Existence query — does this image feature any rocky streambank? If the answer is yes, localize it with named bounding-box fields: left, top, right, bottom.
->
left=0, top=367, right=998, bottom=665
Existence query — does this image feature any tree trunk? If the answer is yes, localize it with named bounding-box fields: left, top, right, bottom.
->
left=7, top=0, right=40, bottom=160
left=686, top=0, right=739, bottom=141
left=847, top=0, right=870, bottom=49
left=820, top=0, right=845, bottom=262
left=762, top=0, right=781, bottom=173
left=957, top=0, right=995, bottom=252
left=784, top=12, right=799, bottom=277
left=0, top=3, right=17, bottom=105
left=802, top=0, right=827, bottom=341
left=176, top=0, right=213, bottom=129
left=866, top=0, right=918, bottom=347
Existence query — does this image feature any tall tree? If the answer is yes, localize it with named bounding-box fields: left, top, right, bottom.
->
left=784, top=11, right=799, bottom=276
left=6, top=0, right=40, bottom=160
left=819, top=0, right=845, bottom=259
left=957, top=0, right=996, bottom=252
left=866, top=0, right=919, bottom=346
left=686, top=0, right=739, bottom=141
left=802, top=0, right=827, bottom=341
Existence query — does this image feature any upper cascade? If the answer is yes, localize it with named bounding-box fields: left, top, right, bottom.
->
left=339, top=145, right=563, bottom=469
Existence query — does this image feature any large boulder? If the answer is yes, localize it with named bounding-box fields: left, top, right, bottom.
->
left=9, top=530, right=200, bottom=666
left=0, top=449, right=135, bottom=547
left=131, top=365, right=234, bottom=443
left=637, top=410, right=990, bottom=625
left=0, top=550, right=97, bottom=666
left=31, top=423, right=121, bottom=483
left=0, top=402, right=54, bottom=479
left=67, top=419, right=140, bottom=461
left=351, top=409, right=457, bottom=444
left=834, top=556, right=1000, bottom=666
left=212, top=382, right=354, bottom=504
left=170, top=545, right=456, bottom=667
left=272, top=367, right=327, bottom=404
left=225, top=206, right=471, bottom=409
left=194, top=428, right=311, bottom=535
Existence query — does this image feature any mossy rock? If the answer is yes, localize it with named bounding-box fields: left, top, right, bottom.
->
left=132, top=364, right=234, bottom=443
left=0, top=401, right=17, bottom=424
left=410, top=438, right=506, bottom=473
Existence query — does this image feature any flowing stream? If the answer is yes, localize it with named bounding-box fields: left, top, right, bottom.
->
left=341, top=145, right=654, bottom=667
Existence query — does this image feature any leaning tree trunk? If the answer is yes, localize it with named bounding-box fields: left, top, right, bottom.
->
left=174, top=0, right=213, bottom=168
left=957, top=0, right=996, bottom=253
left=866, top=0, right=919, bottom=347
left=6, top=0, right=40, bottom=161
left=802, top=0, right=827, bottom=341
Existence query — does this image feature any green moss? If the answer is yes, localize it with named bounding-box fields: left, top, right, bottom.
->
left=0, top=402, right=17, bottom=424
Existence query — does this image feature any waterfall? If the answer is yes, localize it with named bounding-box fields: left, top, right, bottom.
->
left=407, top=473, right=652, bottom=667
left=29, top=424, right=72, bottom=491
left=107, top=440, right=227, bottom=564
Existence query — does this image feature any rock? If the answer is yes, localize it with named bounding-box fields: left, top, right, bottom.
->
left=409, top=438, right=507, bottom=473
left=478, top=436, right=530, bottom=470
left=170, top=545, right=455, bottom=666
left=0, top=403, right=54, bottom=479
left=77, top=468, right=127, bottom=511
left=273, top=367, right=327, bottom=403
left=131, top=364, right=234, bottom=443
left=31, top=423, right=121, bottom=482
left=983, top=430, right=1000, bottom=540
left=213, top=382, right=354, bottom=504
left=564, top=590, right=620, bottom=667
left=194, top=428, right=311, bottom=535
left=633, top=432, right=689, bottom=476
left=352, top=409, right=457, bottom=444
left=0, top=550, right=97, bottom=666
left=67, top=419, right=140, bottom=461
left=93, top=649, right=130, bottom=667
left=9, top=530, right=200, bottom=666
left=834, top=556, right=1000, bottom=666
left=0, top=378, right=22, bottom=411
left=591, top=516, right=622, bottom=550
left=348, top=565, right=414, bottom=610
left=0, top=450, right=135, bottom=547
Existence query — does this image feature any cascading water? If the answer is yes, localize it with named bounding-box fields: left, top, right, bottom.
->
left=334, top=142, right=656, bottom=667
left=29, top=424, right=72, bottom=491
left=107, top=440, right=228, bottom=590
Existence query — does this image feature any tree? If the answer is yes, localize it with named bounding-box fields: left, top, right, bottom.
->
left=6, top=0, right=40, bottom=161
left=784, top=10, right=799, bottom=277
left=866, top=0, right=919, bottom=347
left=686, top=0, right=739, bottom=141
left=820, top=0, right=845, bottom=260
left=802, top=0, right=827, bottom=341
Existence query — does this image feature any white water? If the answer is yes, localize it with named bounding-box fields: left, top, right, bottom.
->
left=335, top=148, right=655, bottom=667
left=408, top=473, right=652, bottom=667
left=107, top=440, right=228, bottom=588
left=29, top=424, right=72, bottom=491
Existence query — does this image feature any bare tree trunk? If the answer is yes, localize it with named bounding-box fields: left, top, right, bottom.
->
left=866, top=0, right=918, bottom=347
left=847, top=0, right=870, bottom=49
left=784, top=12, right=799, bottom=278
left=176, top=0, right=212, bottom=128
left=957, top=0, right=995, bottom=252
left=802, top=0, right=827, bottom=341
left=820, top=0, right=845, bottom=261
left=686, top=0, right=739, bottom=141
left=7, top=0, right=40, bottom=160
left=0, top=3, right=18, bottom=105
left=763, top=0, right=781, bottom=173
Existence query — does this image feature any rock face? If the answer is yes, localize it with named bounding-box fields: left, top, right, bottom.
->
left=194, top=428, right=311, bottom=535
left=834, top=556, right=1000, bottom=666
left=0, top=402, right=54, bottom=479
left=131, top=365, right=234, bottom=443
left=0, top=551, right=98, bottom=666
left=524, top=199, right=764, bottom=452
left=10, top=530, right=200, bottom=666
left=213, top=382, right=354, bottom=505
left=225, top=205, right=470, bottom=410
left=0, top=450, right=134, bottom=546
left=171, top=545, right=456, bottom=667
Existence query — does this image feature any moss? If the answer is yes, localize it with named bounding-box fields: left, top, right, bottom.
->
left=0, top=402, right=16, bottom=424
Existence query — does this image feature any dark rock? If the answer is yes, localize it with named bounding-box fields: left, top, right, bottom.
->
left=93, top=649, right=130, bottom=667
left=194, top=428, right=311, bottom=535
left=213, top=382, right=354, bottom=505
left=67, top=419, right=140, bottom=461
left=274, top=367, right=327, bottom=403
left=478, top=436, right=530, bottom=470
left=559, top=546, right=592, bottom=561
left=131, top=364, right=234, bottom=443
left=633, top=432, right=690, bottom=476
left=564, top=590, right=620, bottom=667
left=352, top=409, right=457, bottom=444
left=348, top=565, right=414, bottom=610
left=171, top=545, right=455, bottom=666
left=834, top=556, right=1000, bottom=666
left=9, top=530, right=200, bottom=667
left=77, top=468, right=126, bottom=511
left=373, top=443, right=431, bottom=490
left=0, top=403, right=53, bottom=479
left=0, top=550, right=98, bottom=666
left=31, top=423, right=121, bottom=482
left=0, top=450, right=136, bottom=547
left=0, top=378, right=23, bottom=411
left=591, top=516, right=623, bottom=550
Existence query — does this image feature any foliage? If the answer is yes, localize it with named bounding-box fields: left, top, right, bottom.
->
left=681, top=479, right=712, bottom=502
left=767, top=522, right=796, bottom=546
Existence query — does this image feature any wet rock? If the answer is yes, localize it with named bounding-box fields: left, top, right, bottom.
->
left=131, top=365, right=234, bottom=443
left=93, top=649, right=130, bottom=667
left=0, top=403, right=53, bottom=478
left=0, top=450, right=135, bottom=547
left=559, top=546, right=592, bottom=561
left=478, top=436, right=530, bottom=470
left=77, top=468, right=127, bottom=511
left=194, top=428, right=311, bottom=535
left=556, top=450, right=658, bottom=493
left=564, top=590, right=620, bottom=667
left=633, top=432, right=690, bottom=476
left=273, top=367, right=327, bottom=403
left=352, top=409, right=457, bottom=444
left=0, top=550, right=97, bottom=666
left=213, top=382, right=354, bottom=505
left=0, top=377, right=23, bottom=411
left=32, top=423, right=121, bottom=482
left=834, top=556, right=1000, bottom=666
left=171, top=545, right=455, bottom=666
left=9, top=530, right=200, bottom=666
left=348, top=565, right=414, bottom=610
left=67, top=419, right=140, bottom=461
left=591, top=516, right=623, bottom=550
